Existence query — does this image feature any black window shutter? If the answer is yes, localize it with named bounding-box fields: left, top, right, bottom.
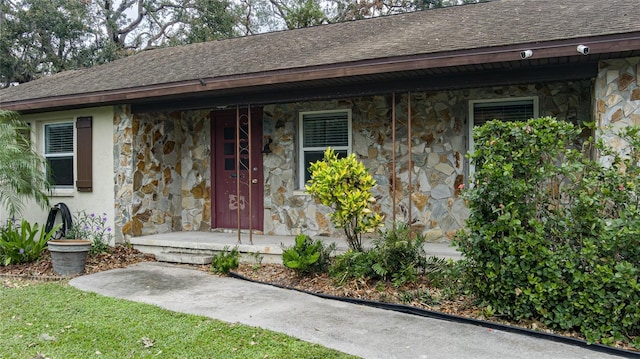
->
left=76, top=117, right=93, bottom=192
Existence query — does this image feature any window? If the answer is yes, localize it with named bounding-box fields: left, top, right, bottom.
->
left=468, top=97, right=538, bottom=153
left=467, top=97, right=539, bottom=177
left=44, top=122, right=74, bottom=187
left=298, top=110, right=352, bottom=188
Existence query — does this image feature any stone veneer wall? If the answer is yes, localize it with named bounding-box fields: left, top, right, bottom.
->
left=113, top=81, right=590, bottom=242
left=113, top=106, right=211, bottom=239
left=262, top=81, right=591, bottom=241
left=595, top=57, right=640, bottom=159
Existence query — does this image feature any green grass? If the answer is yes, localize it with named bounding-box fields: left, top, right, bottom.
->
left=0, top=281, right=356, bottom=359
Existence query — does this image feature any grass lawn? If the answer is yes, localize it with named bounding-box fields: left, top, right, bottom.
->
left=0, top=280, right=356, bottom=359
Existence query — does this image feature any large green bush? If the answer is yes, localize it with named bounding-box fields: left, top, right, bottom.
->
left=456, top=117, right=640, bottom=347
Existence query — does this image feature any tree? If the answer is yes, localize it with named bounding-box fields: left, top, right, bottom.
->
left=0, top=0, right=93, bottom=86
left=0, top=0, right=239, bottom=87
left=0, top=110, right=51, bottom=217
left=330, top=0, right=484, bottom=21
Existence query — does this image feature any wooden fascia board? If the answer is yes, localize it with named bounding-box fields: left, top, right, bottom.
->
left=3, top=32, right=640, bottom=113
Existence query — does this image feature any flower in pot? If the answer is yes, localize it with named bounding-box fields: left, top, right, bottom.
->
left=48, top=211, right=113, bottom=276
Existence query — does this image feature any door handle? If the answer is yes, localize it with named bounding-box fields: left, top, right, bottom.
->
left=251, top=179, right=258, bottom=184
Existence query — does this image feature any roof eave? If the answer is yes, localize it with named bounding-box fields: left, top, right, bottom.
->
left=3, top=32, right=640, bottom=113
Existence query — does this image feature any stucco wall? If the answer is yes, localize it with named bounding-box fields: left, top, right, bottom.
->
left=4, top=107, right=116, bottom=242
left=595, top=57, right=640, bottom=159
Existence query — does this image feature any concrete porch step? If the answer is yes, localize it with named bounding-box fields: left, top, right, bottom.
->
left=130, top=231, right=462, bottom=266
left=155, top=251, right=214, bottom=265
left=130, top=232, right=287, bottom=265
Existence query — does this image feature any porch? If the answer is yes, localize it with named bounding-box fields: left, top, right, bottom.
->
left=129, top=231, right=462, bottom=265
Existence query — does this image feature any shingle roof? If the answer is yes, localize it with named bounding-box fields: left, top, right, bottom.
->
left=1, top=0, right=639, bottom=108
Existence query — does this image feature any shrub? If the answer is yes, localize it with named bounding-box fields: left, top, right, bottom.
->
left=330, top=224, right=445, bottom=287
left=282, top=234, right=335, bottom=275
left=305, top=148, right=383, bottom=251
left=329, top=249, right=375, bottom=284
left=0, top=219, right=60, bottom=265
left=211, top=246, right=240, bottom=274
left=455, top=117, right=640, bottom=347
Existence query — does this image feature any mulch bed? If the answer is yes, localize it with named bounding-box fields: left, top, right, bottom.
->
left=2, top=251, right=637, bottom=353
left=0, top=246, right=155, bottom=280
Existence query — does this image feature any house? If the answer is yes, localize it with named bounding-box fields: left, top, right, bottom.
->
left=1, top=0, right=639, bottom=244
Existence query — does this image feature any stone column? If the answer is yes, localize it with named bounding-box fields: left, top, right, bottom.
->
left=595, top=57, right=640, bottom=158
left=113, top=105, right=134, bottom=244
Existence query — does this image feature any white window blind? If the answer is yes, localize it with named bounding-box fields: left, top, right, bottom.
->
left=303, top=112, right=349, bottom=147
left=44, top=122, right=74, bottom=187
left=473, top=99, right=535, bottom=126
left=45, top=123, right=73, bottom=154
left=299, top=110, right=351, bottom=188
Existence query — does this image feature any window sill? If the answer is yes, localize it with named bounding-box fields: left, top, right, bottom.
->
left=292, top=190, right=309, bottom=196
left=50, top=188, right=75, bottom=197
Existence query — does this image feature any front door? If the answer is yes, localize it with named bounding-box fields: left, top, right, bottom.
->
left=211, top=108, right=264, bottom=230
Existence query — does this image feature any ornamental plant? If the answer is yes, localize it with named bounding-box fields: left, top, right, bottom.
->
left=305, top=148, right=383, bottom=251
left=0, top=219, right=60, bottom=265
left=0, top=110, right=51, bottom=216
left=282, top=234, right=335, bottom=275
left=455, top=117, right=640, bottom=347
left=210, top=246, right=240, bottom=274
left=66, top=211, right=113, bottom=255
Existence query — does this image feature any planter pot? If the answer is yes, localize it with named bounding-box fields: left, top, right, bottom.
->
left=47, top=240, right=91, bottom=276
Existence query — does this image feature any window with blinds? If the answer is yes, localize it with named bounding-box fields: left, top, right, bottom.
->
left=467, top=97, right=539, bottom=179
left=44, top=122, right=74, bottom=187
left=299, top=110, right=351, bottom=188
left=472, top=99, right=536, bottom=126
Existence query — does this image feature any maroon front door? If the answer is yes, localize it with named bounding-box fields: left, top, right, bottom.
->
left=211, top=108, right=264, bottom=230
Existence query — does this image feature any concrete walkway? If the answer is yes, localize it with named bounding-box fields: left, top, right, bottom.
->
left=70, top=262, right=625, bottom=359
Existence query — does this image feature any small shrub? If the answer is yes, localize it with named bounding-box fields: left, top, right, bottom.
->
left=330, top=224, right=445, bottom=287
left=370, top=224, right=429, bottom=286
left=0, top=219, right=60, bottom=265
left=281, top=234, right=335, bottom=275
left=305, top=148, right=383, bottom=251
left=211, top=246, right=240, bottom=274
left=329, top=249, right=375, bottom=284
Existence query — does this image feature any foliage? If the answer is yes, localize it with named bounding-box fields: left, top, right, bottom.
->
left=0, top=282, right=354, bottom=359
left=1, top=0, right=239, bottom=87
left=282, top=234, right=335, bottom=275
left=330, top=224, right=446, bottom=287
left=0, top=110, right=51, bottom=216
left=0, top=219, right=60, bottom=265
left=455, top=117, right=640, bottom=347
left=65, top=211, right=112, bottom=255
left=211, top=246, right=240, bottom=274
left=306, top=148, right=383, bottom=251
left=331, top=0, right=484, bottom=21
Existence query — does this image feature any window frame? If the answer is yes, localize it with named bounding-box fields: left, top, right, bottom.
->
left=298, top=109, right=352, bottom=189
left=467, top=96, right=539, bottom=180
left=42, top=120, right=75, bottom=191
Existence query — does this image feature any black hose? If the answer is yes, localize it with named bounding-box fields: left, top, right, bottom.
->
left=45, top=203, right=73, bottom=239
